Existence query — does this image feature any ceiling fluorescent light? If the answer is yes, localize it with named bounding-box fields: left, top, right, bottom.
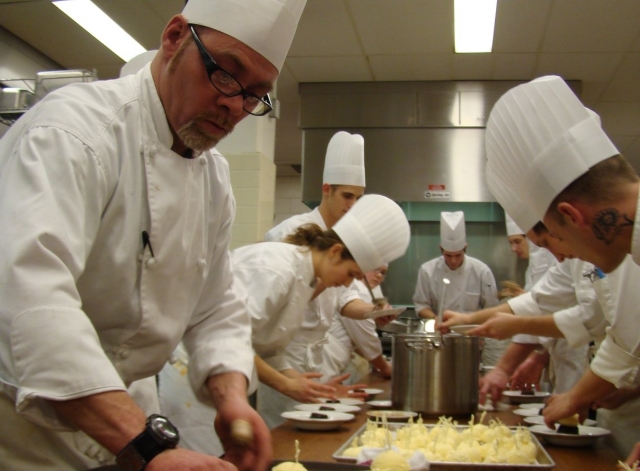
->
left=454, top=0, right=497, bottom=53
left=53, top=0, right=145, bottom=61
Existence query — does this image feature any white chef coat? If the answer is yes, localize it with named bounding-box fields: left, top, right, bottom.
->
left=233, top=242, right=317, bottom=371
left=588, top=256, right=640, bottom=388
left=321, top=281, right=383, bottom=381
left=413, top=255, right=504, bottom=365
left=0, top=65, right=253, bottom=468
left=524, top=242, right=557, bottom=291
left=259, top=208, right=360, bottom=428
left=413, top=255, right=499, bottom=314
left=158, top=242, right=317, bottom=452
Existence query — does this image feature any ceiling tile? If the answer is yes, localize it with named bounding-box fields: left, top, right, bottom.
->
left=543, top=0, right=640, bottom=52
left=0, top=2, right=123, bottom=76
left=601, top=53, right=640, bottom=102
left=536, top=53, right=623, bottom=82
left=579, top=81, right=608, bottom=102
left=95, top=0, right=176, bottom=49
left=286, top=56, right=372, bottom=82
left=492, top=54, right=537, bottom=80
left=288, top=0, right=362, bottom=56
left=369, top=54, right=452, bottom=81
left=348, top=0, right=453, bottom=55
left=492, top=0, right=551, bottom=53
left=594, top=102, right=640, bottom=136
left=452, top=54, right=494, bottom=80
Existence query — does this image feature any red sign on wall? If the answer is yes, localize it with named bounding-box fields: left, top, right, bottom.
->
left=428, top=184, right=446, bottom=191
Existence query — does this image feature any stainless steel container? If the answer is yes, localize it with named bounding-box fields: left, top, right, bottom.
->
left=392, top=332, right=479, bottom=416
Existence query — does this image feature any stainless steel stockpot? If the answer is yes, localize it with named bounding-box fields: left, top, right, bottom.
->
left=391, top=332, right=480, bottom=416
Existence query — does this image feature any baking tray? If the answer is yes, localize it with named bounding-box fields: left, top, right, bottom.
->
left=272, top=461, right=368, bottom=470
left=332, top=423, right=556, bottom=470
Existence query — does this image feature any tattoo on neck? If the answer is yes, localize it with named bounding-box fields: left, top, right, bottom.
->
left=592, top=208, right=634, bottom=244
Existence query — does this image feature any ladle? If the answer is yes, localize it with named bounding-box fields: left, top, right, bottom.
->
left=363, top=276, right=387, bottom=308
left=437, top=278, right=450, bottom=344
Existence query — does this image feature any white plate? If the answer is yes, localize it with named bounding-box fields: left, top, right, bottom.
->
left=367, top=400, right=392, bottom=409
left=353, top=388, right=383, bottom=396
left=502, top=390, right=551, bottom=404
left=294, top=403, right=361, bottom=413
left=524, top=416, right=597, bottom=426
left=521, top=402, right=547, bottom=410
left=513, top=408, right=540, bottom=417
left=529, top=424, right=611, bottom=447
left=366, top=410, right=418, bottom=421
left=281, top=410, right=355, bottom=431
left=319, top=397, right=364, bottom=406
left=363, top=307, right=406, bottom=320
left=450, top=324, right=480, bottom=336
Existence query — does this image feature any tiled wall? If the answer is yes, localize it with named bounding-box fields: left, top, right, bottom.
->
left=272, top=175, right=310, bottom=227
left=227, top=152, right=277, bottom=249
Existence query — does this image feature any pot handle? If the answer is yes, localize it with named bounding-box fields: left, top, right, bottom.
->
left=406, top=339, right=441, bottom=351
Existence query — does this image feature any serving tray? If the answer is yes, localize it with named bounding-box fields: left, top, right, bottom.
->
left=271, top=461, right=368, bottom=470
left=332, top=422, right=556, bottom=470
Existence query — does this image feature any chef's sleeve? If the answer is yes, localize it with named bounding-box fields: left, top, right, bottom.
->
left=182, top=191, right=255, bottom=402
left=339, top=317, right=382, bottom=361
left=0, top=127, right=126, bottom=429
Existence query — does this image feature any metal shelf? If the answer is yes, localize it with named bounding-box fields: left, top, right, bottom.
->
left=0, top=109, right=26, bottom=127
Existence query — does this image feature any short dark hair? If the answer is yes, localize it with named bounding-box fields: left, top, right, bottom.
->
left=546, top=154, right=638, bottom=222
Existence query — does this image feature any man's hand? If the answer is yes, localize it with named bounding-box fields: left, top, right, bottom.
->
left=374, top=313, right=397, bottom=328
left=148, top=448, right=238, bottom=471
left=213, top=397, right=271, bottom=471
left=323, top=373, right=368, bottom=399
left=281, top=372, right=337, bottom=403
left=509, top=350, right=547, bottom=392
left=542, top=392, right=588, bottom=429
left=208, top=373, right=271, bottom=471
left=479, top=367, right=510, bottom=405
left=438, top=310, right=467, bottom=331
left=468, top=312, right=521, bottom=339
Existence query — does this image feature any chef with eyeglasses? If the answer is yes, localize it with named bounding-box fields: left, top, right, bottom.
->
left=0, top=0, right=306, bottom=470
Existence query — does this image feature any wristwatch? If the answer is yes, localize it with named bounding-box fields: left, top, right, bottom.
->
left=116, top=414, right=180, bottom=471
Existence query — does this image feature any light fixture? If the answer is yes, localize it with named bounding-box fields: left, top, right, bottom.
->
left=454, top=0, right=497, bottom=53
left=53, top=0, right=146, bottom=62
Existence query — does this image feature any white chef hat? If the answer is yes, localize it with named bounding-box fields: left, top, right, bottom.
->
left=333, top=195, right=410, bottom=273
left=504, top=212, right=524, bottom=236
left=440, top=211, right=466, bottom=252
left=322, top=131, right=366, bottom=187
left=119, top=50, right=158, bottom=77
left=485, top=75, right=619, bottom=232
left=182, top=0, right=306, bottom=72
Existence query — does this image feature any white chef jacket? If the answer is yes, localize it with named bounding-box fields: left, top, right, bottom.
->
left=321, top=281, right=383, bottom=381
left=508, top=259, right=607, bottom=348
left=524, top=242, right=557, bottom=291
left=232, top=242, right=317, bottom=371
left=588, top=255, right=640, bottom=388
left=512, top=243, right=555, bottom=344
left=413, top=255, right=499, bottom=315
left=0, top=65, right=253, bottom=467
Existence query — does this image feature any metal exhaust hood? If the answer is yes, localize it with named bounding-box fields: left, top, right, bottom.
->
left=299, top=80, right=580, bottom=206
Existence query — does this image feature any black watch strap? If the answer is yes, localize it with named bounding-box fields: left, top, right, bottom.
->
left=116, top=415, right=179, bottom=471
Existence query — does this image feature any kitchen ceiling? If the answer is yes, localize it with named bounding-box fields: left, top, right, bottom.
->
left=1, top=0, right=639, bottom=171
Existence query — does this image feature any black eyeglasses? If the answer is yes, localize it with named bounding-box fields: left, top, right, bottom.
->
left=189, top=25, right=273, bottom=117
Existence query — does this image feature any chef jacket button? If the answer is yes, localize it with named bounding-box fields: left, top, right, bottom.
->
left=198, top=259, right=207, bottom=268
left=146, top=257, right=156, bottom=268
left=199, top=155, right=207, bottom=166
left=118, top=349, right=130, bottom=359
left=279, top=326, right=287, bottom=332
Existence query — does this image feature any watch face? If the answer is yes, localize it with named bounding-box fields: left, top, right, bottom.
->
left=149, top=415, right=179, bottom=445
